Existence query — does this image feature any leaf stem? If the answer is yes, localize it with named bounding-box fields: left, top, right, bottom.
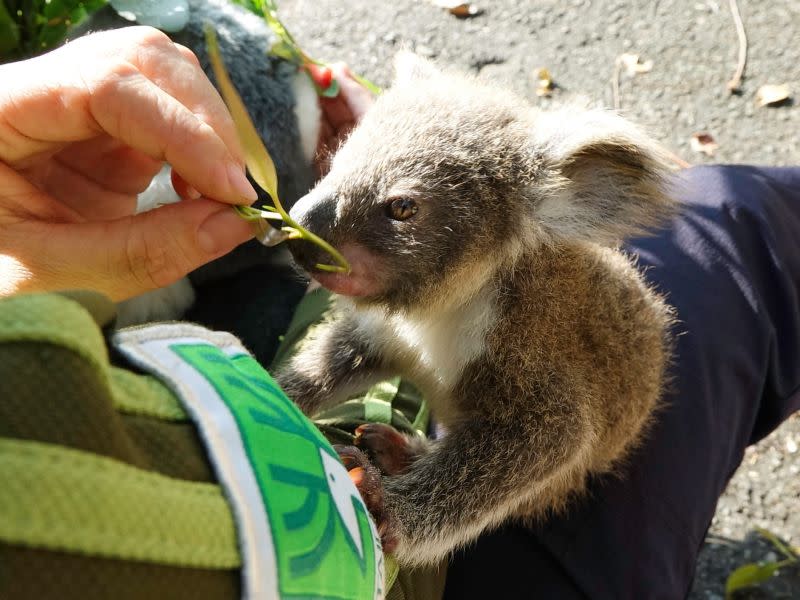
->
left=259, top=0, right=381, bottom=96
left=756, top=528, right=799, bottom=561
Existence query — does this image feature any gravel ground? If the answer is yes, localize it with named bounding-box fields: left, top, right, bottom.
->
left=277, top=0, right=800, bottom=596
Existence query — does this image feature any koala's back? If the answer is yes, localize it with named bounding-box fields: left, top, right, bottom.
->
left=461, top=242, right=672, bottom=474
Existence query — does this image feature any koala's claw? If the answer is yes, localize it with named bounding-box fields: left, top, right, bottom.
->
left=354, top=423, right=415, bottom=476
left=334, top=444, right=398, bottom=554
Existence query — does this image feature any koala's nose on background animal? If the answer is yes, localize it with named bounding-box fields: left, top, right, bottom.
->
left=287, top=188, right=338, bottom=271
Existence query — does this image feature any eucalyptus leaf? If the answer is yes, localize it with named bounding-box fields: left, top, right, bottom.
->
left=725, top=562, right=780, bottom=598
left=270, top=39, right=298, bottom=63
left=205, top=26, right=350, bottom=273
left=0, top=2, right=21, bottom=56
left=251, top=0, right=382, bottom=98
left=353, top=72, right=382, bottom=96
left=725, top=558, right=796, bottom=599
left=205, top=26, right=280, bottom=200
left=756, top=528, right=799, bottom=560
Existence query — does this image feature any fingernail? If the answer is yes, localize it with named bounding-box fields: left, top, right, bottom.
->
left=198, top=207, right=254, bottom=255
left=226, top=163, right=259, bottom=201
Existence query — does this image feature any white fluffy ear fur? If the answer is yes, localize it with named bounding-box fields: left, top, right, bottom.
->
left=393, top=51, right=441, bottom=86
left=532, top=107, right=674, bottom=246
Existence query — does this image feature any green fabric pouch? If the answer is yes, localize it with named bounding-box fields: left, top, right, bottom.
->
left=0, top=291, right=242, bottom=599
left=0, top=290, right=446, bottom=600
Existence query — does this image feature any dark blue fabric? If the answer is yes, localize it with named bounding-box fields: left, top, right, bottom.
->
left=444, top=165, right=800, bottom=600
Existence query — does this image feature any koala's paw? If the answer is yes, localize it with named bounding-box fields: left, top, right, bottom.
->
left=354, top=423, right=416, bottom=476
left=334, top=444, right=398, bottom=554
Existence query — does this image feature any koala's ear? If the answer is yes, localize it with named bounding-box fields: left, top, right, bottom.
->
left=533, top=108, right=675, bottom=246
left=393, top=51, right=440, bottom=86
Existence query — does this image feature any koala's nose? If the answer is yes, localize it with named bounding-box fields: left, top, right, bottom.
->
left=288, top=188, right=337, bottom=235
left=287, top=189, right=337, bottom=271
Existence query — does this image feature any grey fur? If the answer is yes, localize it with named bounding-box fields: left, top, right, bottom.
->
left=276, top=54, right=676, bottom=566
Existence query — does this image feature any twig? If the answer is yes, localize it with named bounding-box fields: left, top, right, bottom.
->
left=663, top=147, right=692, bottom=170
left=726, top=0, right=747, bottom=93
left=611, top=56, right=622, bottom=110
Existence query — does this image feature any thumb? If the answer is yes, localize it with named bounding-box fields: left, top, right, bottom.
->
left=16, top=199, right=253, bottom=301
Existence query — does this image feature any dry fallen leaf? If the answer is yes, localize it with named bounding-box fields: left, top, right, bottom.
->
left=755, top=83, right=791, bottom=107
left=432, top=1, right=482, bottom=17
left=619, top=53, right=654, bottom=76
left=534, top=67, right=555, bottom=97
left=690, top=132, right=718, bottom=156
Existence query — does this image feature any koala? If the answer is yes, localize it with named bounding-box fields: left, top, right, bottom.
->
left=274, top=53, right=676, bottom=567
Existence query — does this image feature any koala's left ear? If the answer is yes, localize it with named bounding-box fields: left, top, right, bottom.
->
left=393, top=51, right=440, bottom=86
left=533, top=108, right=675, bottom=246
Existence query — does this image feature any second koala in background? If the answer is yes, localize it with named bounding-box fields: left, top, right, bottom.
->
left=276, top=54, right=676, bottom=566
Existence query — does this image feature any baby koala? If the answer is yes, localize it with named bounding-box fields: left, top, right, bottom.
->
left=275, top=53, right=675, bottom=567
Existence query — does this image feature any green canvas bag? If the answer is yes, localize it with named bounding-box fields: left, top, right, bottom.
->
left=0, top=290, right=445, bottom=600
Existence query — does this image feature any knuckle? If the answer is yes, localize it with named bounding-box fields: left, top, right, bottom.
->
left=84, top=62, right=140, bottom=137
left=164, top=112, right=205, bottom=159
left=87, top=60, right=137, bottom=100
left=174, top=43, right=202, bottom=68
left=121, top=27, right=182, bottom=76
left=123, top=224, right=187, bottom=290
left=126, top=25, right=173, bottom=49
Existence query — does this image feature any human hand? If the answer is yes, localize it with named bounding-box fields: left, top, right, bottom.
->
left=310, top=63, right=375, bottom=177
left=0, top=27, right=257, bottom=301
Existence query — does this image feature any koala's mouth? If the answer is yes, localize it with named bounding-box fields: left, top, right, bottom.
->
left=309, top=244, right=384, bottom=298
left=310, top=271, right=372, bottom=297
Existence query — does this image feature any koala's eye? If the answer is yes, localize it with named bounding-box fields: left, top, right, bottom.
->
left=386, top=198, right=418, bottom=221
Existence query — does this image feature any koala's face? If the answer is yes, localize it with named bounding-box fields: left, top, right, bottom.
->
left=288, top=57, right=537, bottom=310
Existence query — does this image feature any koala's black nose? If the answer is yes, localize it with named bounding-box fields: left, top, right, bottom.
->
left=287, top=189, right=338, bottom=271
left=289, top=189, right=337, bottom=233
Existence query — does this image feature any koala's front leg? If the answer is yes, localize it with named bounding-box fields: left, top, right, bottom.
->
left=273, top=316, right=388, bottom=416
left=382, top=408, right=593, bottom=567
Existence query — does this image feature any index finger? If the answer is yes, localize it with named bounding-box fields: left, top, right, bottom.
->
left=0, top=27, right=257, bottom=204
left=87, top=28, right=258, bottom=203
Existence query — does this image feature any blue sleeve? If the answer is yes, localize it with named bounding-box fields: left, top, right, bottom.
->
left=445, top=165, right=800, bottom=600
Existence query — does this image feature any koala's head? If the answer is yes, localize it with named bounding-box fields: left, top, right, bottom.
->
left=289, top=54, right=672, bottom=312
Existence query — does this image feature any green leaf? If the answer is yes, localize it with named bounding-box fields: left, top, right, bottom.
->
left=756, top=528, right=800, bottom=560
left=725, top=558, right=797, bottom=599
left=269, top=39, right=300, bottom=64
left=0, top=1, right=21, bottom=57
left=314, top=262, right=345, bottom=273
left=228, top=0, right=264, bottom=16
left=725, top=562, right=780, bottom=598
left=205, top=25, right=280, bottom=201
left=235, top=205, right=281, bottom=221
left=37, top=23, right=69, bottom=48
left=235, top=205, right=266, bottom=221
left=257, top=2, right=382, bottom=99
left=84, top=0, right=109, bottom=11
left=352, top=71, right=382, bottom=96
left=205, top=25, right=350, bottom=274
